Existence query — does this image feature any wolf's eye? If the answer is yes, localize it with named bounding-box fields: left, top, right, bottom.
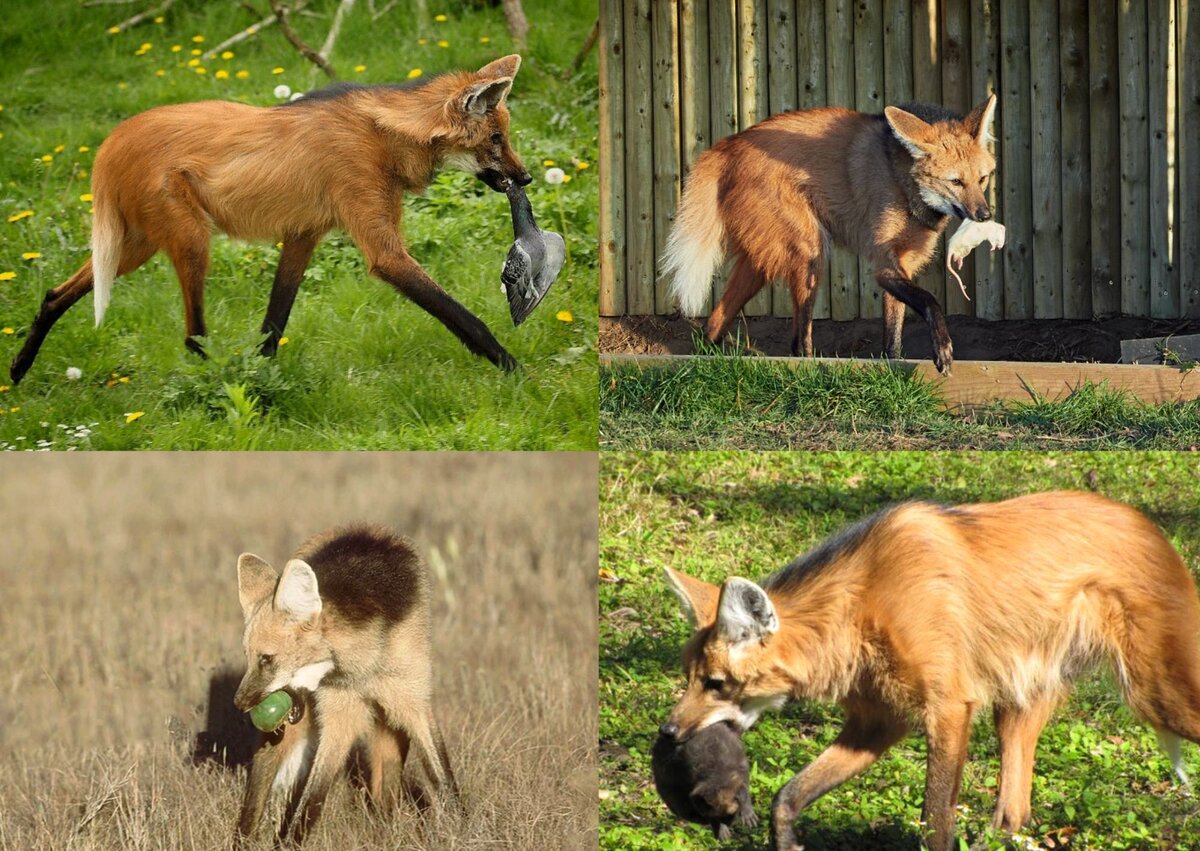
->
left=702, top=677, right=725, bottom=692
left=979, top=175, right=989, bottom=186
left=490, top=132, right=503, bottom=146
left=951, top=178, right=964, bottom=187
left=258, top=654, right=275, bottom=667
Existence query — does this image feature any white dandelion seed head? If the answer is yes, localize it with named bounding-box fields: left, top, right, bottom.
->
left=65, top=366, right=82, bottom=380
left=544, top=167, right=565, bottom=185
left=289, top=92, right=304, bottom=101
left=273, top=84, right=292, bottom=99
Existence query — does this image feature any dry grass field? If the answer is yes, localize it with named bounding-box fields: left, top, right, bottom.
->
left=0, top=452, right=598, bottom=850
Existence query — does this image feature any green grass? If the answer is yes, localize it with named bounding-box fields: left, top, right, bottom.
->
left=600, top=452, right=1200, bottom=850
left=0, top=0, right=597, bottom=449
left=600, top=356, right=1200, bottom=451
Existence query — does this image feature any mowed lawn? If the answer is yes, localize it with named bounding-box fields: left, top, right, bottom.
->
left=600, top=452, right=1200, bottom=850
left=0, top=453, right=598, bottom=850
left=0, top=0, right=598, bottom=449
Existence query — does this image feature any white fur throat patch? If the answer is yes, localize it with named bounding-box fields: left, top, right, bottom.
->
left=288, top=660, right=335, bottom=692
left=442, top=152, right=480, bottom=174
left=737, top=693, right=788, bottom=729
left=919, top=187, right=955, bottom=215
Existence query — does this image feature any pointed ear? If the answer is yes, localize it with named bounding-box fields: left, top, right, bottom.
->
left=274, top=559, right=322, bottom=623
left=663, top=567, right=721, bottom=627
left=461, top=77, right=514, bottom=117
left=962, top=93, right=997, bottom=146
left=477, top=54, right=521, bottom=79
left=716, top=578, right=778, bottom=646
left=238, top=553, right=278, bottom=616
left=884, top=106, right=937, bottom=159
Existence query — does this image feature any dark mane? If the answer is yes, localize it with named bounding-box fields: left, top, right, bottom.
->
left=764, top=504, right=901, bottom=591
left=277, top=78, right=433, bottom=107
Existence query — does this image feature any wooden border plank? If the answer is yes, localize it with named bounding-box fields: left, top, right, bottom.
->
left=1000, top=0, right=1033, bottom=319
left=598, top=0, right=625, bottom=316
left=970, top=0, right=1003, bottom=320
left=797, top=0, right=831, bottom=320
left=651, top=0, right=681, bottom=314
left=1090, top=0, right=1122, bottom=318
left=1119, top=0, right=1150, bottom=316
left=1059, top=0, right=1091, bottom=320
left=599, top=353, right=1200, bottom=407
left=825, top=0, right=859, bottom=320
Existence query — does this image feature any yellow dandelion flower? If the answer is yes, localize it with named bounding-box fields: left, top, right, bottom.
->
left=562, top=174, right=572, bottom=183
left=1, top=327, right=13, bottom=335
left=555, top=310, right=574, bottom=323
left=543, top=159, right=555, bottom=167
left=215, top=69, right=229, bottom=79
left=417, top=38, right=428, bottom=45
left=187, top=58, right=200, bottom=67
left=20, top=252, right=40, bottom=260
left=195, top=67, right=207, bottom=75
left=577, top=161, right=590, bottom=170
left=53, top=144, right=65, bottom=153
left=9, top=406, right=19, bottom=413
left=437, top=39, right=449, bottom=48
left=272, top=67, right=285, bottom=75
left=171, top=44, right=182, bottom=52
left=78, top=170, right=89, bottom=179
left=221, top=50, right=234, bottom=60
left=79, top=146, right=90, bottom=153
left=0, top=104, right=4, bottom=111
left=154, top=15, right=164, bottom=23
left=190, top=48, right=202, bottom=56
left=354, top=64, right=366, bottom=73
left=0, top=132, right=4, bottom=140
left=155, top=69, right=166, bottom=77
left=407, top=68, right=423, bottom=79
left=8, top=210, right=33, bottom=222
left=0, top=386, right=7, bottom=391
left=479, top=36, right=491, bottom=44
left=80, top=193, right=93, bottom=202
left=0, top=271, right=15, bottom=280
left=118, top=376, right=130, bottom=384
left=236, top=70, right=250, bottom=79
left=278, top=336, right=290, bottom=346
left=40, top=154, right=53, bottom=163
left=124, top=411, right=145, bottom=423
left=108, top=26, right=120, bottom=34
left=192, top=35, right=205, bottom=43
left=140, top=42, right=152, bottom=50
left=117, top=82, right=128, bottom=90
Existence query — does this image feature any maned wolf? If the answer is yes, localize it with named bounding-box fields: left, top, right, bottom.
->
left=10, top=56, right=531, bottom=383
left=660, top=491, right=1200, bottom=851
left=234, top=525, right=458, bottom=846
left=664, top=94, right=998, bottom=375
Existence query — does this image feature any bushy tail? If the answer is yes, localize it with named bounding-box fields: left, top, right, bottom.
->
left=662, top=162, right=726, bottom=317
left=90, top=192, right=123, bottom=327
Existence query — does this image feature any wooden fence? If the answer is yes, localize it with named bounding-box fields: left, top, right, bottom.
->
left=599, top=0, right=1200, bottom=322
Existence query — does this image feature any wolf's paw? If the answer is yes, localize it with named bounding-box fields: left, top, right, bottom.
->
left=737, top=807, right=759, bottom=829
left=934, top=339, right=954, bottom=376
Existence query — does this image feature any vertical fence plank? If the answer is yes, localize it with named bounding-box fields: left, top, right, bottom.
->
left=622, top=0, right=654, bottom=314
left=883, top=0, right=914, bottom=322
left=797, top=1, right=831, bottom=320
left=855, top=0, right=884, bottom=319
left=825, top=0, right=859, bottom=319
left=768, top=0, right=798, bottom=318
left=1030, top=0, right=1062, bottom=318
left=738, top=0, right=772, bottom=315
left=971, top=0, right=1002, bottom=319
left=941, top=0, right=973, bottom=316
left=1150, top=0, right=1179, bottom=317
left=709, top=0, right=738, bottom=309
left=1059, top=0, right=1091, bottom=319
left=651, top=3, right=680, bottom=314
left=912, top=0, right=946, bottom=309
left=1090, top=0, right=1121, bottom=317
left=678, top=0, right=711, bottom=314
left=1182, top=0, right=1200, bottom=315
left=598, top=0, right=624, bottom=315
left=1119, top=0, right=1150, bottom=316
left=1000, top=0, right=1033, bottom=318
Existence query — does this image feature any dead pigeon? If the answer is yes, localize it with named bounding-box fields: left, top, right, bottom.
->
left=501, top=182, right=566, bottom=326
left=651, top=722, right=757, bottom=841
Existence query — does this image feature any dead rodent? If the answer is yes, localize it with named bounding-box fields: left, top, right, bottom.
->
left=651, top=722, right=757, bottom=840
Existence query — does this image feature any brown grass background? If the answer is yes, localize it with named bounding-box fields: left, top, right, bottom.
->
left=0, top=452, right=598, bottom=850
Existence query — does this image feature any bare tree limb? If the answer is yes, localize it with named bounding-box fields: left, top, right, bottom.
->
left=86, top=0, right=139, bottom=8
left=202, top=2, right=310, bottom=61
left=502, top=0, right=529, bottom=48
left=108, top=0, right=175, bottom=34
left=269, top=0, right=336, bottom=78
left=317, top=0, right=356, bottom=63
left=563, top=17, right=598, bottom=78
left=371, top=0, right=398, bottom=22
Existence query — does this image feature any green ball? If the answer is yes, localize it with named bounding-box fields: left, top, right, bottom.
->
left=249, top=690, right=294, bottom=732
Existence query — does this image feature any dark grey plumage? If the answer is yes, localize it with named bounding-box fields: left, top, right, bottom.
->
left=501, top=183, right=564, bottom=325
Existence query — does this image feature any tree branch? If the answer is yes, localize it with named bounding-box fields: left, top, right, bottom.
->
left=107, top=0, right=175, bottom=34
left=269, top=0, right=336, bottom=79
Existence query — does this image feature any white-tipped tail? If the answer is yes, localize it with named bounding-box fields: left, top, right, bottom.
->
left=91, top=196, right=123, bottom=327
left=1156, top=730, right=1192, bottom=789
left=662, top=170, right=726, bottom=317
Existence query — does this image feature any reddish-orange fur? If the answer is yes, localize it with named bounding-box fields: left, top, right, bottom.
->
left=10, top=56, right=531, bottom=382
left=663, top=491, right=1200, bottom=851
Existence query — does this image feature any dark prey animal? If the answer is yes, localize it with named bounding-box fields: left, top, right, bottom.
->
left=651, top=721, right=757, bottom=840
